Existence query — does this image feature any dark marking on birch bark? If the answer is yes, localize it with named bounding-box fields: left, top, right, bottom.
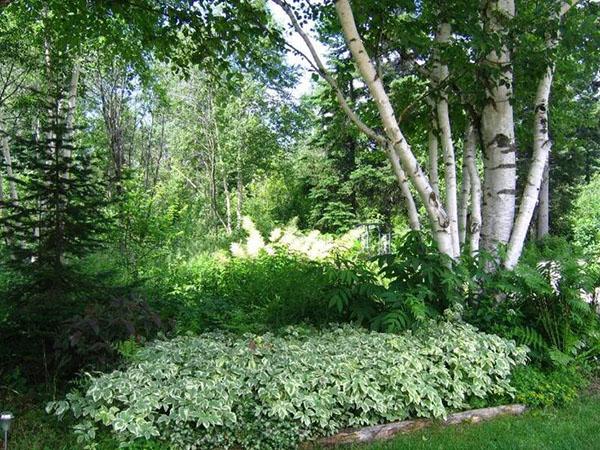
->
left=489, top=163, right=516, bottom=170
left=540, top=117, right=548, bottom=134
left=438, top=213, right=450, bottom=228
left=429, top=191, right=439, bottom=208
left=491, top=133, right=511, bottom=148
left=497, top=189, right=516, bottom=195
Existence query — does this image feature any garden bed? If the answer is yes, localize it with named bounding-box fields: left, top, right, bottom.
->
left=47, top=322, right=527, bottom=449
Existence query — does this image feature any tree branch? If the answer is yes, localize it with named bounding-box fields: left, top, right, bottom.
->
left=270, top=0, right=387, bottom=146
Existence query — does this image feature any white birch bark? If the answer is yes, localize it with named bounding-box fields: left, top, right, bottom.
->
left=480, top=0, right=516, bottom=253
left=536, top=162, right=549, bottom=238
left=271, top=0, right=424, bottom=236
left=271, top=0, right=387, bottom=147
left=504, top=66, right=553, bottom=269
left=465, top=123, right=482, bottom=255
left=504, top=1, right=578, bottom=269
left=335, top=0, right=455, bottom=257
left=431, top=22, right=460, bottom=255
left=426, top=108, right=440, bottom=198
left=387, top=145, right=420, bottom=231
left=458, top=154, right=471, bottom=246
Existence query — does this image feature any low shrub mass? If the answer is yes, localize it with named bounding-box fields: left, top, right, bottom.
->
left=48, top=322, right=527, bottom=449
left=510, top=366, right=588, bottom=408
left=151, top=251, right=341, bottom=334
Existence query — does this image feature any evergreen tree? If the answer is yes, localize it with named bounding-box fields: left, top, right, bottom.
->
left=1, top=92, right=109, bottom=285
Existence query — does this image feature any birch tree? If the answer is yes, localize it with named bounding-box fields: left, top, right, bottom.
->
left=479, top=0, right=517, bottom=253
left=272, top=0, right=593, bottom=267
left=431, top=21, right=460, bottom=255
left=504, top=0, right=580, bottom=269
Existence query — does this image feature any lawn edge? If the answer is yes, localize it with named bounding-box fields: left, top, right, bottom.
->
left=303, top=404, right=527, bottom=448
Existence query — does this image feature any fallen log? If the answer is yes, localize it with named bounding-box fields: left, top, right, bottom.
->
left=302, top=404, right=527, bottom=448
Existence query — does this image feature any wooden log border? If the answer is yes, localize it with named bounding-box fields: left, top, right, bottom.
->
left=301, top=404, right=527, bottom=448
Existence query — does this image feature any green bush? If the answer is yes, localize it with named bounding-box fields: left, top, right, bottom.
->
left=465, top=237, right=600, bottom=367
left=48, top=322, right=527, bottom=449
left=150, top=251, right=342, bottom=334
left=329, top=232, right=474, bottom=333
left=510, top=366, right=587, bottom=408
left=571, top=173, right=600, bottom=264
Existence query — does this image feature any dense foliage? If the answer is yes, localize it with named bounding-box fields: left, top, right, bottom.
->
left=330, top=233, right=600, bottom=368
left=48, top=322, right=527, bottom=449
left=571, top=173, right=600, bottom=266
left=151, top=251, right=338, bottom=334
left=0, top=0, right=598, bottom=448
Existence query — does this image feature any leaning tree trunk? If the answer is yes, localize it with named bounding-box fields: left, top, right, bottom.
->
left=387, top=145, right=420, bottom=231
left=335, top=0, right=455, bottom=257
left=480, top=0, right=517, bottom=254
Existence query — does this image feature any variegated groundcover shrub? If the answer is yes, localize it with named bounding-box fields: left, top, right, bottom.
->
left=48, top=322, right=527, bottom=449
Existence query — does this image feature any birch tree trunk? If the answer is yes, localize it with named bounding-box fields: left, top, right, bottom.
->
left=504, top=65, right=554, bottom=268
left=432, top=22, right=460, bottom=255
left=465, top=122, right=482, bottom=255
left=335, top=0, right=455, bottom=257
left=480, top=0, right=517, bottom=254
left=536, top=162, right=549, bottom=238
left=504, top=1, right=577, bottom=269
left=387, top=145, right=420, bottom=231
left=427, top=118, right=440, bottom=199
left=458, top=155, right=471, bottom=246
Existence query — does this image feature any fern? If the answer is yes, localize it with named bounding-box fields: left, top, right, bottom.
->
left=511, top=326, right=547, bottom=351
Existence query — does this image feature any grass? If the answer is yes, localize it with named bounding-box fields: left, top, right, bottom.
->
left=2, top=392, right=600, bottom=449
left=353, top=393, right=600, bottom=450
